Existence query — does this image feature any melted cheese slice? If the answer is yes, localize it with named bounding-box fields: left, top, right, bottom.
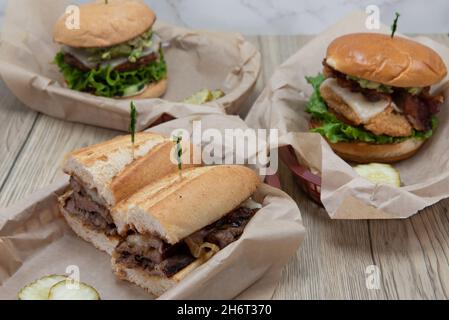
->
left=320, top=78, right=392, bottom=122
left=62, top=34, right=162, bottom=70
left=242, top=198, right=262, bottom=210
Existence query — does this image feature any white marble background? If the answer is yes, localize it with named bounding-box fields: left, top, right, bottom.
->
left=0, top=0, right=448, bottom=34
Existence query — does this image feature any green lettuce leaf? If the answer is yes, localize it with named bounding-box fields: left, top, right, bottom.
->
left=305, top=74, right=436, bottom=144
left=54, top=50, right=167, bottom=98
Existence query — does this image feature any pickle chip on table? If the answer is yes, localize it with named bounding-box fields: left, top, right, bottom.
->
left=183, top=89, right=226, bottom=105
left=18, top=275, right=100, bottom=300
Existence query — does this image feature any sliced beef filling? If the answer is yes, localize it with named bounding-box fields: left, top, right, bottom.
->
left=63, top=52, right=158, bottom=73
left=64, top=177, right=117, bottom=236
left=115, top=207, right=258, bottom=278
left=114, top=53, right=158, bottom=72
left=322, top=61, right=444, bottom=131
left=116, top=241, right=195, bottom=278
left=193, top=207, right=257, bottom=249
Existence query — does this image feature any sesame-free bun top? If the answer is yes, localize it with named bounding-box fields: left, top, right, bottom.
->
left=53, top=0, right=156, bottom=48
left=326, top=33, right=447, bottom=88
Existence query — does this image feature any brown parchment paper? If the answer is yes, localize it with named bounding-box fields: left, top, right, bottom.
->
left=0, top=114, right=305, bottom=300
left=246, top=11, right=449, bottom=219
left=0, top=0, right=261, bottom=131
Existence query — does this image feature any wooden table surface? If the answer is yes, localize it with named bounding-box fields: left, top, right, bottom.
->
left=1, top=34, right=449, bottom=300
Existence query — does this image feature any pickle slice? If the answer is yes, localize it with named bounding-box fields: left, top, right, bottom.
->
left=183, top=89, right=213, bottom=105
left=211, top=89, right=225, bottom=100
left=18, top=275, right=67, bottom=300
left=354, top=163, right=401, bottom=187
left=48, top=280, right=100, bottom=300
left=183, top=89, right=225, bottom=105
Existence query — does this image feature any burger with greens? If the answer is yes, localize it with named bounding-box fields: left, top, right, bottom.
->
left=306, top=33, right=447, bottom=163
left=53, top=0, right=167, bottom=99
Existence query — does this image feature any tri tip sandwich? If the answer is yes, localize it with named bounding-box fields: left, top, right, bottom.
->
left=306, top=33, right=447, bottom=163
left=111, top=165, right=261, bottom=297
left=53, top=0, right=167, bottom=99
left=59, top=132, right=189, bottom=254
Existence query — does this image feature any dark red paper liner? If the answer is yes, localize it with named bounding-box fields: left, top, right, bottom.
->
left=150, top=113, right=177, bottom=127
left=279, top=146, right=323, bottom=205
left=264, top=173, right=282, bottom=189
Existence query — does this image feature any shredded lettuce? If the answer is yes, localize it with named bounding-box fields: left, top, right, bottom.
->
left=346, top=74, right=422, bottom=95
left=54, top=50, right=167, bottom=98
left=305, top=74, right=436, bottom=144
left=83, top=29, right=154, bottom=63
left=346, top=75, right=393, bottom=93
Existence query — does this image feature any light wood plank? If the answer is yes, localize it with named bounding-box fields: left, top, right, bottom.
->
left=369, top=205, right=449, bottom=299
left=0, top=114, right=118, bottom=207
left=0, top=80, right=38, bottom=191
left=273, top=163, right=386, bottom=299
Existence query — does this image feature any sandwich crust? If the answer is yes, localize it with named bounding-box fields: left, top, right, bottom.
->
left=112, top=166, right=261, bottom=242
left=63, top=132, right=171, bottom=207
left=112, top=254, right=205, bottom=297
left=53, top=0, right=156, bottom=48
left=326, top=33, right=447, bottom=87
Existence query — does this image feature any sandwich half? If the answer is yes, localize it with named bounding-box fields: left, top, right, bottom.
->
left=59, top=132, right=187, bottom=254
left=111, top=165, right=262, bottom=297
